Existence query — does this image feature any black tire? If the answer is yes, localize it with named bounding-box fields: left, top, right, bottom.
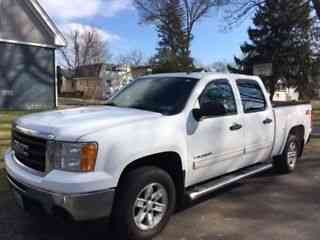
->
left=111, top=166, right=176, bottom=240
left=274, top=134, right=300, bottom=174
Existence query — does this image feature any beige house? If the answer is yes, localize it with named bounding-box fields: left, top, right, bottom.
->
left=60, top=64, right=152, bottom=99
left=131, top=66, right=152, bottom=79
left=74, top=64, right=108, bottom=99
left=60, top=64, right=107, bottom=99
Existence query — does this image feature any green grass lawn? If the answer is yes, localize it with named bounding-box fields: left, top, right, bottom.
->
left=314, top=110, right=320, bottom=128
left=312, top=101, right=320, bottom=128
left=312, top=100, right=320, bottom=110
left=0, top=111, right=32, bottom=163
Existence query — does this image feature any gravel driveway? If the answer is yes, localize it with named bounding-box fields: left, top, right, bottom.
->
left=1, top=139, right=320, bottom=240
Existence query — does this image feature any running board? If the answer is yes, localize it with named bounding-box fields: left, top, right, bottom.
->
left=187, top=163, right=273, bottom=201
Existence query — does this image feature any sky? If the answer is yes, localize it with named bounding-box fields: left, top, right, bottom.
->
left=38, top=0, right=252, bottom=65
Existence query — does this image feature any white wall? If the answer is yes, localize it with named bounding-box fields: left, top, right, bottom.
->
left=103, top=66, right=133, bottom=96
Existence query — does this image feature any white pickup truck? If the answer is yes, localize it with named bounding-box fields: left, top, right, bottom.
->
left=5, top=73, right=312, bottom=239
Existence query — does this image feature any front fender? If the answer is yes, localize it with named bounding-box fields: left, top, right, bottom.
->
left=106, top=144, right=187, bottom=187
left=80, top=115, right=188, bottom=189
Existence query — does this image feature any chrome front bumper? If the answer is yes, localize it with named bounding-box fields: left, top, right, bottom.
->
left=7, top=174, right=115, bottom=221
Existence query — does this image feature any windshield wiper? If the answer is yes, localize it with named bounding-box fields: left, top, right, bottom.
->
left=105, top=102, right=117, bottom=107
left=106, top=103, right=162, bottom=114
left=130, top=105, right=162, bottom=114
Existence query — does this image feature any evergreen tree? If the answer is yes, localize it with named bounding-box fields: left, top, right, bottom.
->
left=151, top=0, right=194, bottom=73
left=135, top=0, right=227, bottom=73
left=229, top=0, right=314, bottom=99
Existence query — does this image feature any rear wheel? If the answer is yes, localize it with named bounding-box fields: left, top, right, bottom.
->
left=112, top=167, right=176, bottom=240
left=274, top=134, right=300, bottom=173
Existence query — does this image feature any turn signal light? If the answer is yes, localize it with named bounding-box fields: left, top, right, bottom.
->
left=80, top=143, right=98, bottom=172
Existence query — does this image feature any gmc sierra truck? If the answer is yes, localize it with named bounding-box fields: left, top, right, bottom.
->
left=5, top=73, right=312, bottom=239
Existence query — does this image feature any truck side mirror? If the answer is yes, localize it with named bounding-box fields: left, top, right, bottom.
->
left=193, top=102, right=227, bottom=121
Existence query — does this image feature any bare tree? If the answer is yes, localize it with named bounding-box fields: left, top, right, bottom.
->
left=59, top=28, right=112, bottom=70
left=194, top=60, right=229, bottom=72
left=225, top=0, right=319, bottom=27
left=223, top=0, right=265, bottom=27
left=210, top=61, right=229, bottom=72
left=117, top=50, right=145, bottom=66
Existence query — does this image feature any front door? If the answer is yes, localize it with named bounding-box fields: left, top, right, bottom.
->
left=236, top=79, right=274, bottom=165
left=187, top=79, right=246, bottom=185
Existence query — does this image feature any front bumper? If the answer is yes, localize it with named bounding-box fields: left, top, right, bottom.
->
left=7, top=174, right=115, bottom=221
left=5, top=148, right=116, bottom=221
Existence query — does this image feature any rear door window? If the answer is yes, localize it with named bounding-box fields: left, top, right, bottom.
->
left=236, top=80, right=267, bottom=113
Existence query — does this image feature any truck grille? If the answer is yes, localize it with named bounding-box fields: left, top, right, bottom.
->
left=12, top=130, right=47, bottom=172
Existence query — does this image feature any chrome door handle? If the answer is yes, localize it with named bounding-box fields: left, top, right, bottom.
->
left=230, top=123, right=242, bottom=131
left=263, top=118, right=273, bottom=124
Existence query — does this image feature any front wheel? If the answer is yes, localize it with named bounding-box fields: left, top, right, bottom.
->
left=274, top=134, right=300, bottom=174
left=112, top=167, right=176, bottom=240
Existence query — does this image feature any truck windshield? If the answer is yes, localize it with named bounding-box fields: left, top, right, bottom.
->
left=106, top=77, right=199, bottom=115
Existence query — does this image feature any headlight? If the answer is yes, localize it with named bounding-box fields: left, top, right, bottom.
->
left=46, top=142, right=98, bottom=172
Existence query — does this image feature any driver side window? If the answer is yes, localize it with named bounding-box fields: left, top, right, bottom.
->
left=199, top=79, right=237, bottom=116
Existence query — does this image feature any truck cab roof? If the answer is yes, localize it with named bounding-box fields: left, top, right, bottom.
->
left=141, top=72, right=260, bottom=82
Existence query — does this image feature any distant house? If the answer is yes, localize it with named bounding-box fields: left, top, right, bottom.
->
left=61, top=64, right=152, bottom=99
left=106, top=65, right=132, bottom=95
left=73, top=64, right=109, bottom=99
left=131, top=66, right=153, bottom=79
left=273, top=87, right=299, bottom=101
left=0, top=0, right=66, bottom=110
left=272, top=79, right=299, bottom=101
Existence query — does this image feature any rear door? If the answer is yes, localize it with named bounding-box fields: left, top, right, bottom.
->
left=236, top=79, right=274, bottom=165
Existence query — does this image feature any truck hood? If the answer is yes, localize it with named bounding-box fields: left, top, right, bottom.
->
left=15, top=106, right=162, bottom=141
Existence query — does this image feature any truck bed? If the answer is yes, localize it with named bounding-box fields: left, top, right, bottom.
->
left=271, top=103, right=312, bottom=157
left=272, top=101, right=311, bottom=108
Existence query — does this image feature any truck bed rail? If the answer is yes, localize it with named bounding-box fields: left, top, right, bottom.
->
left=272, top=101, right=311, bottom=108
